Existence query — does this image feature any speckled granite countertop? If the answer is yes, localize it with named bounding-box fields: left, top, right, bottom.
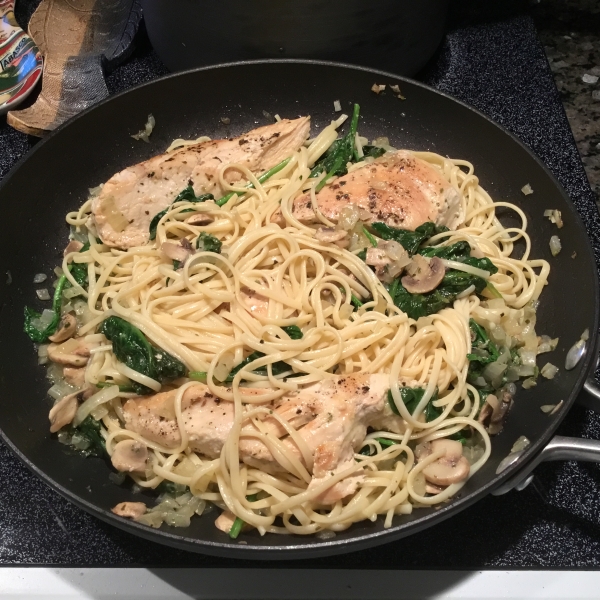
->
left=533, top=0, right=600, bottom=207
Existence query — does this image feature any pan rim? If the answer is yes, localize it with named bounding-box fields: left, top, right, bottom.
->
left=1, top=58, right=598, bottom=559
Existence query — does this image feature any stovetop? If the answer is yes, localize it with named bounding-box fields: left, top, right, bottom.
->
left=2, top=4, right=600, bottom=568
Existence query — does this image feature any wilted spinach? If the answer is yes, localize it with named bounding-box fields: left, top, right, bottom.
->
left=310, top=103, right=360, bottom=191
left=24, top=274, right=70, bottom=343
left=149, top=187, right=214, bottom=240
left=99, top=316, right=187, bottom=393
left=195, top=232, right=222, bottom=253
left=388, top=387, right=442, bottom=422
left=370, top=222, right=448, bottom=256
left=282, top=325, right=303, bottom=339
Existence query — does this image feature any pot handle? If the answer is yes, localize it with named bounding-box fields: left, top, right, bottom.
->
left=492, top=372, right=600, bottom=496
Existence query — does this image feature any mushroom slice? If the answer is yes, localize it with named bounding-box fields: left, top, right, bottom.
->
left=111, top=502, right=147, bottom=519
left=48, top=390, right=81, bottom=433
left=47, top=337, right=96, bottom=367
left=401, top=256, right=445, bottom=294
left=63, top=367, right=86, bottom=388
left=48, top=314, right=77, bottom=343
left=365, top=247, right=391, bottom=268
left=64, top=240, right=84, bottom=256
left=487, top=389, right=514, bottom=435
left=315, top=228, right=348, bottom=243
left=111, top=439, right=149, bottom=473
left=185, top=213, right=214, bottom=226
left=161, top=240, right=194, bottom=263
left=416, top=439, right=470, bottom=486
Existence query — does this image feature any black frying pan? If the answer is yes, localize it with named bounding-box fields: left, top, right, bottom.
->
left=0, top=61, right=598, bottom=559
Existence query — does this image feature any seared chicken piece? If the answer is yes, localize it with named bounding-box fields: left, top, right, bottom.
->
left=92, top=117, right=311, bottom=249
left=289, top=150, right=463, bottom=230
left=123, top=374, right=407, bottom=502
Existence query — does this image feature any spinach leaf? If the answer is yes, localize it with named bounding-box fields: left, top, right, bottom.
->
left=69, top=242, right=90, bottom=289
left=64, top=416, right=106, bottom=457
left=370, top=222, right=445, bottom=256
left=467, top=318, right=499, bottom=365
left=311, top=104, right=360, bottom=191
left=225, top=351, right=293, bottom=383
left=196, top=232, right=222, bottom=253
left=24, top=274, right=70, bottom=343
left=418, top=241, right=471, bottom=261
left=357, top=249, right=367, bottom=262
left=99, top=316, right=187, bottom=391
left=282, top=325, right=303, bottom=339
left=388, top=254, right=498, bottom=320
left=149, top=187, right=215, bottom=240
left=360, top=145, right=386, bottom=160
left=388, top=387, right=441, bottom=422
left=359, top=437, right=398, bottom=456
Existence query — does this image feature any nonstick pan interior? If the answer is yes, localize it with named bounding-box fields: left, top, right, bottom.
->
left=0, top=61, right=597, bottom=558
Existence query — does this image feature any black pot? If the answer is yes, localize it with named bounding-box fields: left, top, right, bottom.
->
left=141, top=0, right=449, bottom=75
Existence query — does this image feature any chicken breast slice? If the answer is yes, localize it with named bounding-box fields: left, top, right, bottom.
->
left=92, top=117, right=311, bottom=249
left=288, top=150, right=463, bottom=230
left=122, top=374, right=406, bottom=502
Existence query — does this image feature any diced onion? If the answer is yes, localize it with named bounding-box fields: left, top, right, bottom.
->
left=36, top=288, right=51, bottom=301
left=64, top=286, right=85, bottom=299
left=336, top=205, right=361, bottom=231
left=34, top=273, right=47, bottom=284
left=582, top=328, right=590, bottom=341
left=519, top=349, right=537, bottom=367
left=131, top=113, right=155, bottom=143
left=544, top=209, right=563, bottom=228
left=540, top=404, right=556, bottom=414
left=540, top=363, right=559, bottom=379
left=333, top=100, right=341, bottom=111
left=511, top=436, right=531, bottom=453
left=522, top=377, right=537, bottom=389
left=73, top=385, right=120, bottom=426
left=549, top=235, right=562, bottom=256
left=48, top=380, right=78, bottom=400
left=521, top=184, right=533, bottom=195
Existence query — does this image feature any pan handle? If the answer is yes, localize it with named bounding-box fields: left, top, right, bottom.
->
left=578, top=377, right=600, bottom=412
left=491, top=435, right=600, bottom=495
left=492, top=369, right=600, bottom=496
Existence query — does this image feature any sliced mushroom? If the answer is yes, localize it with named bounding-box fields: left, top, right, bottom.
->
left=487, top=389, right=514, bottom=435
left=47, top=337, right=96, bottom=367
left=64, top=240, right=84, bottom=256
left=185, top=213, right=214, bottom=226
left=315, top=227, right=348, bottom=243
left=401, top=255, right=445, bottom=294
left=48, top=314, right=77, bottom=343
left=415, top=439, right=470, bottom=486
left=111, top=439, right=149, bottom=473
left=48, top=390, right=81, bottom=433
left=63, top=367, right=86, bottom=388
left=425, top=482, right=445, bottom=495
left=365, top=247, right=391, bottom=268
left=161, top=241, right=194, bottom=263
left=111, top=502, right=147, bottom=519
